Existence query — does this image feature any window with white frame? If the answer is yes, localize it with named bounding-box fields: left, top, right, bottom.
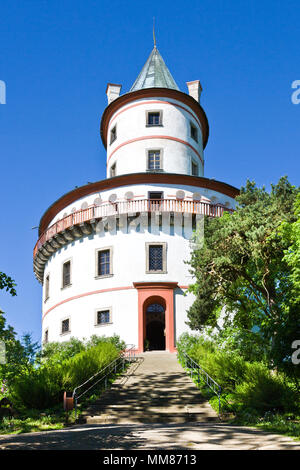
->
left=146, top=111, right=162, bottom=126
left=44, top=329, right=49, bottom=344
left=191, top=160, right=198, bottom=176
left=96, top=309, right=111, bottom=326
left=147, top=150, right=162, bottom=170
left=45, top=274, right=50, bottom=301
left=110, top=125, right=117, bottom=144
left=110, top=162, right=116, bottom=177
left=146, top=242, right=167, bottom=273
left=96, top=248, right=113, bottom=277
left=61, top=318, right=70, bottom=335
left=62, top=260, right=71, bottom=288
left=190, top=122, right=198, bottom=142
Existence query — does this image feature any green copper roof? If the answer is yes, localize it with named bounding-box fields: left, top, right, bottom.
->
left=130, top=47, right=180, bottom=92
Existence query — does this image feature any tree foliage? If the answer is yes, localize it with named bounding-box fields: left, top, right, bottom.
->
left=0, top=272, right=16, bottom=297
left=187, top=177, right=300, bottom=378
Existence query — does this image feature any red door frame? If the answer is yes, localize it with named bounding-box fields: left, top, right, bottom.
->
left=133, top=282, right=178, bottom=353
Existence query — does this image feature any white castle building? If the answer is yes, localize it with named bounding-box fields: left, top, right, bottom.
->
left=33, top=46, right=239, bottom=353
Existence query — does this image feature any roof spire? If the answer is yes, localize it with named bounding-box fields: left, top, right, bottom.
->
left=153, top=17, right=156, bottom=49
left=130, top=46, right=179, bottom=92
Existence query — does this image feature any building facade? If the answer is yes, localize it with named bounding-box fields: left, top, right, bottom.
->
left=33, top=46, right=239, bottom=352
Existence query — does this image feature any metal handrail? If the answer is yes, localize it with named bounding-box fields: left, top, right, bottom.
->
left=33, top=199, right=233, bottom=257
left=180, top=351, right=222, bottom=417
left=72, top=344, right=136, bottom=420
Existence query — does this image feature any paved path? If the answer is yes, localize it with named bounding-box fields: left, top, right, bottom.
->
left=0, top=422, right=299, bottom=450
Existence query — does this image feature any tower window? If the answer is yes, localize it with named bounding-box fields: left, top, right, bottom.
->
left=44, top=329, right=49, bottom=344
left=62, top=261, right=71, bottom=288
left=146, top=111, right=162, bottom=126
left=45, top=274, right=50, bottom=301
left=191, top=161, right=198, bottom=176
left=190, top=123, right=198, bottom=142
left=61, top=318, right=70, bottom=334
left=96, top=309, right=111, bottom=326
left=110, top=163, right=116, bottom=177
left=110, top=125, right=117, bottom=144
left=148, top=150, right=162, bottom=170
left=96, top=248, right=113, bottom=277
left=146, top=242, right=167, bottom=273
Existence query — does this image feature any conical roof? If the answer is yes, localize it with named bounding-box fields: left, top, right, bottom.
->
left=130, top=47, right=179, bottom=92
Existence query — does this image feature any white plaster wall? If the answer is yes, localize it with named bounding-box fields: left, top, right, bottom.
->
left=42, top=217, right=196, bottom=347
left=106, top=97, right=204, bottom=177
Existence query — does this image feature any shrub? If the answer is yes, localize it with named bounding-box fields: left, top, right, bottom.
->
left=9, top=341, right=120, bottom=410
left=62, top=342, right=119, bottom=390
left=234, top=362, right=298, bottom=413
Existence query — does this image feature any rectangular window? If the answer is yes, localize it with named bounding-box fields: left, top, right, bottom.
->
left=97, top=249, right=111, bottom=276
left=146, top=242, right=167, bottom=273
left=62, top=261, right=71, bottom=288
left=149, top=245, right=163, bottom=271
left=110, top=125, right=117, bottom=144
left=110, top=163, right=116, bottom=177
left=45, top=274, right=50, bottom=301
left=61, top=319, right=70, bottom=334
left=191, top=161, right=198, bottom=176
left=148, top=150, right=161, bottom=170
left=44, top=329, right=49, bottom=344
left=147, top=111, right=161, bottom=126
left=148, top=191, right=163, bottom=200
left=97, top=310, right=111, bottom=325
left=190, top=123, right=198, bottom=142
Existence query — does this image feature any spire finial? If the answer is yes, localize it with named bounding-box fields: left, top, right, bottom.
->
left=153, top=17, right=156, bottom=48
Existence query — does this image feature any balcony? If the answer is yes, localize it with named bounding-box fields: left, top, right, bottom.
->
left=33, top=199, right=233, bottom=282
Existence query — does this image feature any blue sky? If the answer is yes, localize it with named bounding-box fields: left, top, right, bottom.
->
left=0, top=0, right=299, bottom=343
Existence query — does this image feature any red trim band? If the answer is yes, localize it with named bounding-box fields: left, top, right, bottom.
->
left=107, top=135, right=204, bottom=165
left=42, top=284, right=189, bottom=320
left=109, top=100, right=202, bottom=130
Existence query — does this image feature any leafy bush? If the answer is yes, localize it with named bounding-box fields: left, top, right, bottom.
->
left=234, top=362, right=298, bottom=413
left=177, top=333, right=300, bottom=418
left=9, top=340, right=120, bottom=410
left=62, top=342, right=119, bottom=390
left=11, top=364, right=64, bottom=410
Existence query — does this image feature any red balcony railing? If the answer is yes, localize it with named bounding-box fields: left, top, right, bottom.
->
left=33, top=199, right=233, bottom=258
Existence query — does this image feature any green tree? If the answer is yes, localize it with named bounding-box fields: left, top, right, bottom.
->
left=0, top=272, right=17, bottom=297
left=187, top=177, right=299, bottom=372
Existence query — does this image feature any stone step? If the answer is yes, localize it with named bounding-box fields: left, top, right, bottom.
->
left=84, top=411, right=218, bottom=425
left=77, top=352, right=219, bottom=426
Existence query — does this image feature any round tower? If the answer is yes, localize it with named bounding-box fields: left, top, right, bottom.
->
left=102, top=47, right=208, bottom=178
left=34, top=46, right=239, bottom=352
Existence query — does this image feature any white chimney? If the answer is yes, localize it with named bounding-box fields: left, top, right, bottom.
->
left=186, top=80, right=202, bottom=102
left=106, top=83, right=122, bottom=104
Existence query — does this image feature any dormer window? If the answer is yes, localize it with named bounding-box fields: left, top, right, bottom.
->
left=146, top=111, right=162, bottom=127
left=190, top=123, right=198, bottom=142
left=110, top=125, right=117, bottom=144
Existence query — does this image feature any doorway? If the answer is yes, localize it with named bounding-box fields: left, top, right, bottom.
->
left=145, top=303, right=165, bottom=350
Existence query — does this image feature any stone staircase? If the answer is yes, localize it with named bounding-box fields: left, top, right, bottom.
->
left=80, top=351, right=218, bottom=424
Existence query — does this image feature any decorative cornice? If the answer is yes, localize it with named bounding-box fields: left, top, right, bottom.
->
left=133, top=282, right=179, bottom=290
